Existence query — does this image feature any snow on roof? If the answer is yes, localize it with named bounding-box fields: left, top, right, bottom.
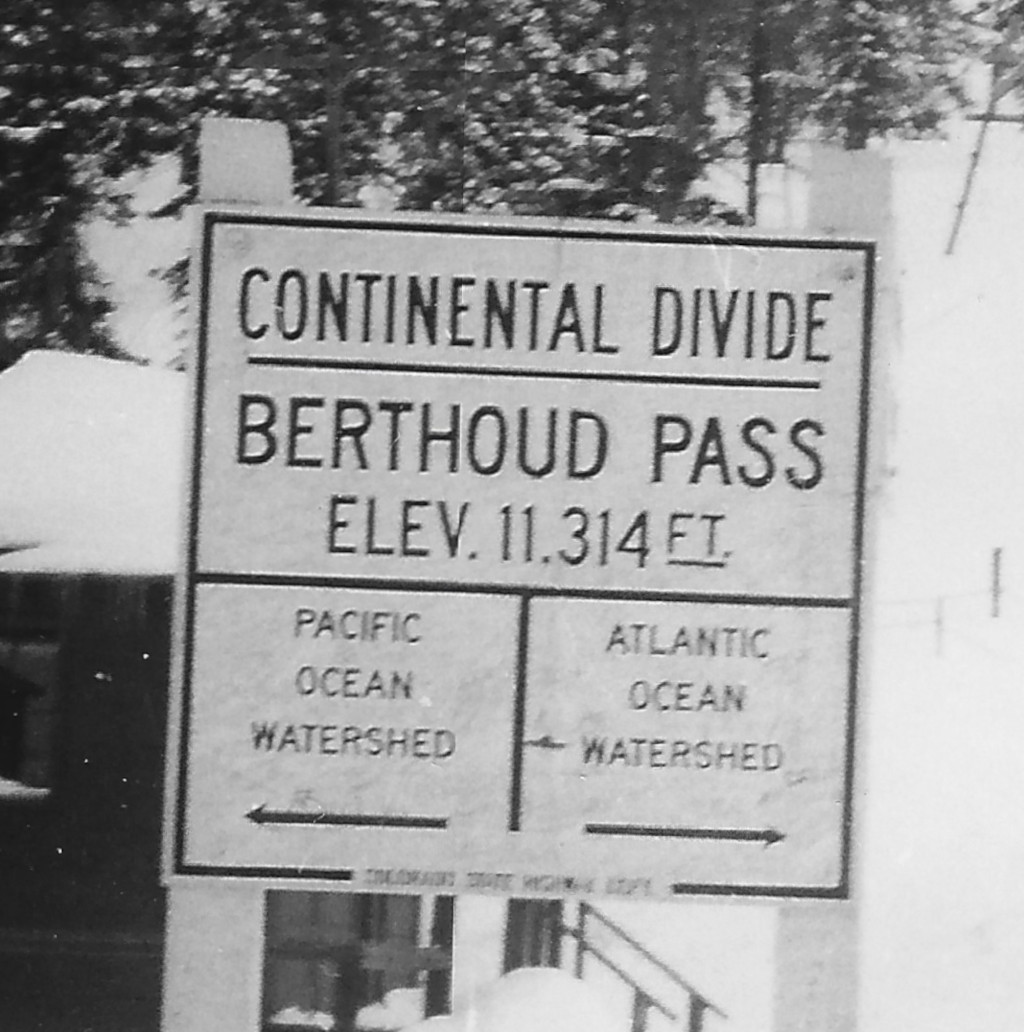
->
left=0, top=350, right=186, bottom=575
left=0, top=776, right=49, bottom=801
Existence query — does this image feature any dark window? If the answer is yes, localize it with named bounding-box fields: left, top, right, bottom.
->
left=503, top=899, right=564, bottom=972
left=262, top=892, right=453, bottom=1032
left=0, top=639, right=59, bottom=800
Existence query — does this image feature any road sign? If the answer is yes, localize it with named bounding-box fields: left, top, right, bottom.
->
left=170, top=208, right=874, bottom=899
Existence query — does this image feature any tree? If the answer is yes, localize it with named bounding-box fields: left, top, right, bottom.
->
left=753, top=0, right=973, bottom=151
left=0, top=1, right=151, bottom=368
left=0, top=0, right=979, bottom=371
left=0, top=0, right=379, bottom=370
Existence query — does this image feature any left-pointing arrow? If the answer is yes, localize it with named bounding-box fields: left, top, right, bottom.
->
left=246, top=805, right=448, bottom=830
left=523, top=734, right=567, bottom=750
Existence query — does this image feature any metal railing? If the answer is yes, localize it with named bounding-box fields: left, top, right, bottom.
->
left=562, top=902, right=727, bottom=1032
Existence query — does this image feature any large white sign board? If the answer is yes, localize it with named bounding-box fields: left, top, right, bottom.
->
left=170, top=209, right=874, bottom=900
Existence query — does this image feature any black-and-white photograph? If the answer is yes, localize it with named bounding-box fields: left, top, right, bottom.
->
left=1, top=3, right=1022, bottom=1030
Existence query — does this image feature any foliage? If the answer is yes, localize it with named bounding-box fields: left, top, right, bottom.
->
left=800, top=0, right=972, bottom=148
left=0, top=1, right=155, bottom=367
left=735, top=0, right=974, bottom=154
left=0, top=0, right=981, bottom=369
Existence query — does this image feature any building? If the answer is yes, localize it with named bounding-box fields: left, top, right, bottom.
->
left=0, top=352, right=496, bottom=1031
left=0, top=350, right=742, bottom=1032
left=0, top=351, right=182, bottom=1030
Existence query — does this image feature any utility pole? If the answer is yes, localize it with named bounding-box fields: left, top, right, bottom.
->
left=239, top=0, right=383, bottom=207
left=946, top=20, right=1024, bottom=254
left=747, top=0, right=770, bottom=223
left=992, top=547, right=1003, bottom=619
left=323, top=43, right=346, bottom=206
left=237, top=44, right=349, bottom=205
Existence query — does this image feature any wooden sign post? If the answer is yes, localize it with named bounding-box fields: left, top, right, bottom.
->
left=162, top=117, right=883, bottom=1032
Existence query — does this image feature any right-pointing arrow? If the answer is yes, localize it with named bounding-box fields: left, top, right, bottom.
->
left=585, top=823, right=786, bottom=847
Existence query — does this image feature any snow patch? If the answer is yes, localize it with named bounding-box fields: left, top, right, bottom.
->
left=267, top=1006, right=335, bottom=1030
left=0, top=775, right=49, bottom=801
left=356, top=987, right=425, bottom=1031
left=404, top=969, right=621, bottom=1032
left=0, top=351, right=186, bottom=574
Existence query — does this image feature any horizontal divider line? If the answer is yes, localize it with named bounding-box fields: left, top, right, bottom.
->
left=177, top=863, right=355, bottom=881
left=670, top=882, right=845, bottom=899
left=209, top=209, right=873, bottom=253
left=177, top=862, right=842, bottom=898
left=246, top=355, right=822, bottom=391
left=193, top=572, right=853, bottom=609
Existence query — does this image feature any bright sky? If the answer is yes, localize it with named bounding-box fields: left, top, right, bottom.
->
left=860, top=119, right=1024, bottom=1031
left=84, top=154, right=190, bottom=367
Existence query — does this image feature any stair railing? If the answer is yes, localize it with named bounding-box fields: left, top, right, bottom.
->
left=562, top=901, right=727, bottom=1032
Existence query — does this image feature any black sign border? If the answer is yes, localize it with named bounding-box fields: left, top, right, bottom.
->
left=171, top=210, right=876, bottom=901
